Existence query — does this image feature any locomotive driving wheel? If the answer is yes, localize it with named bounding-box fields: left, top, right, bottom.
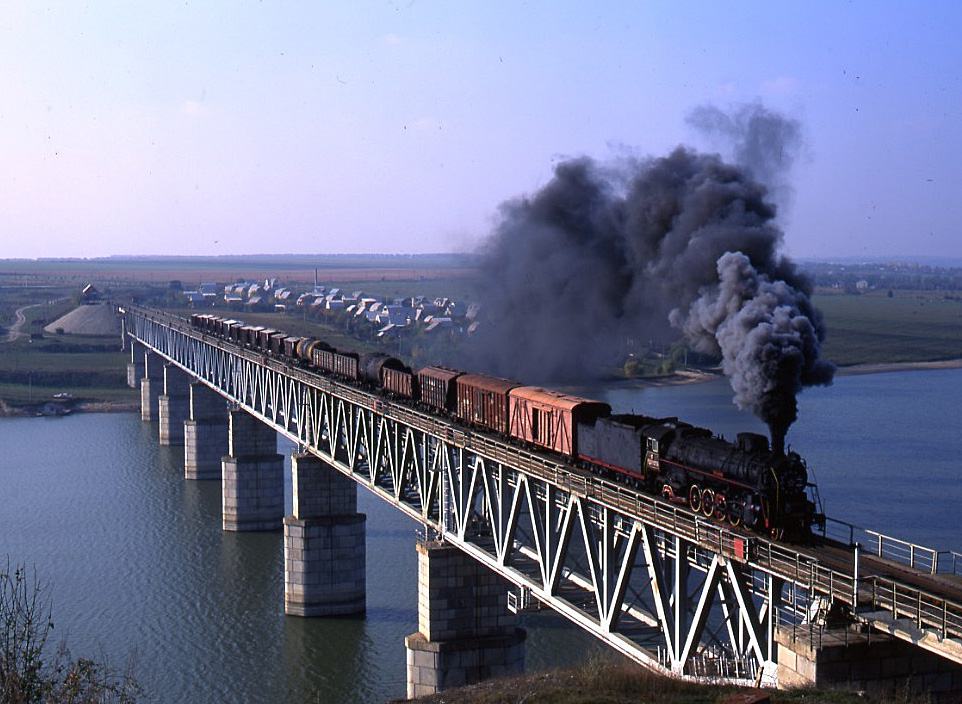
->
left=713, top=493, right=727, bottom=520
left=688, top=485, right=702, bottom=513
left=700, top=488, right=715, bottom=517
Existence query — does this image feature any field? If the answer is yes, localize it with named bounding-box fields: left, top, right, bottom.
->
left=2, top=250, right=962, bottom=415
left=0, top=253, right=476, bottom=289
left=814, top=291, right=962, bottom=366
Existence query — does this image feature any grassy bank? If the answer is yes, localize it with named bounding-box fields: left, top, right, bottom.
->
left=815, top=291, right=962, bottom=366
left=393, top=660, right=929, bottom=704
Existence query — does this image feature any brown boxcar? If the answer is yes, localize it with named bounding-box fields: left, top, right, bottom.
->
left=383, top=367, right=416, bottom=398
left=242, top=325, right=264, bottom=347
left=508, top=387, right=611, bottom=457
left=267, top=331, right=287, bottom=354
left=256, top=328, right=278, bottom=349
left=225, top=321, right=244, bottom=342
left=418, top=366, right=463, bottom=412
left=455, top=373, right=521, bottom=435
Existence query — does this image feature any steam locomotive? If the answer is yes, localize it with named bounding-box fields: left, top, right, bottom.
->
left=189, top=313, right=819, bottom=539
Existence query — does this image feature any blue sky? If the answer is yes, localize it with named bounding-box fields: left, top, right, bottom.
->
left=1, top=1, right=959, bottom=260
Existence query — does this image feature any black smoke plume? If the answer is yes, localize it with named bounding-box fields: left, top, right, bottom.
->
left=467, top=105, right=835, bottom=449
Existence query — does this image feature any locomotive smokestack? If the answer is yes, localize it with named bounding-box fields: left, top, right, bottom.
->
left=469, top=103, right=834, bottom=437
left=770, top=424, right=786, bottom=456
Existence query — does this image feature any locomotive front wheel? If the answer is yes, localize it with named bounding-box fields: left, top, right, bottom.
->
left=700, top=489, right=715, bottom=517
left=727, top=504, right=742, bottom=527
left=688, top=485, right=702, bottom=513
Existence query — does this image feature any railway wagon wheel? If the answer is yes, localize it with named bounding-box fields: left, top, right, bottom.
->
left=688, top=485, right=702, bottom=513
left=700, top=488, right=715, bottom=517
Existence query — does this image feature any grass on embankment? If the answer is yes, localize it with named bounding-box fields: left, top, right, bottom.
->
left=814, top=291, right=962, bottom=367
left=394, top=660, right=929, bottom=704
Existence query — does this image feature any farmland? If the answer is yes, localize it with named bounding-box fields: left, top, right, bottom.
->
left=2, top=255, right=962, bottom=414
left=814, top=291, right=962, bottom=366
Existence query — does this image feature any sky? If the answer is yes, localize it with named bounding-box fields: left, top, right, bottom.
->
left=1, top=1, right=960, bottom=261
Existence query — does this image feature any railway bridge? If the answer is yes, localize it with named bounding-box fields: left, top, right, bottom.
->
left=122, top=305, right=962, bottom=699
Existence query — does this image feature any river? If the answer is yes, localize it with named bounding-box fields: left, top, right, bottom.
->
left=1, top=367, right=960, bottom=701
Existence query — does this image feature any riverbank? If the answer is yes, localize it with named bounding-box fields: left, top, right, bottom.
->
left=0, top=397, right=139, bottom=418
left=609, top=357, right=962, bottom=392
left=4, top=358, right=962, bottom=418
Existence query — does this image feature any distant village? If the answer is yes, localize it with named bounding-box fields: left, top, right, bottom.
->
left=178, top=279, right=480, bottom=342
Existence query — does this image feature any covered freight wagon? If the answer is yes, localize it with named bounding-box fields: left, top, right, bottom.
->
left=455, top=373, right=520, bottom=435
left=418, top=366, right=462, bottom=412
left=510, top=387, right=610, bottom=456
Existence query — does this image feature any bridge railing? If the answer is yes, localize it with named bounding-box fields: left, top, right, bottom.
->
left=861, top=576, right=962, bottom=639
left=820, top=517, right=962, bottom=577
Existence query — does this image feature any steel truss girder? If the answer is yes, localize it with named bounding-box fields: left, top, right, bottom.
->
left=126, top=310, right=847, bottom=684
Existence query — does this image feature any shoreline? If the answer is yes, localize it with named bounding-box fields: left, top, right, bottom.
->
left=2, top=359, right=960, bottom=418
left=595, top=357, right=962, bottom=392
left=833, top=358, right=962, bottom=376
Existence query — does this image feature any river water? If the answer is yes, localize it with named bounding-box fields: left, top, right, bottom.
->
left=1, top=368, right=960, bottom=702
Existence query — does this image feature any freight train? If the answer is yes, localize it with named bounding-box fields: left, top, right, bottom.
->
left=189, top=312, right=819, bottom=539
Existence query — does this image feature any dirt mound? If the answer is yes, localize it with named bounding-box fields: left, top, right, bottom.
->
left=44, top=303, right=121, bottom=337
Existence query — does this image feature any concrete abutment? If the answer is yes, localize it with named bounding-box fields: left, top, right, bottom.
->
left=405, top=540, right=525, bottom=698
left=283, top=452, right=366, bottom=617
left=776, top=625, right=962, bottom=702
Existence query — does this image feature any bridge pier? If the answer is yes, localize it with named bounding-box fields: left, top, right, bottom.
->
left=283, top=453, right=366, bottom=617
left=139, top=351, right=164, bottom=421
left=222, top=409, right=284, bottom=532
left=184, top=382, right=229, bottom=480
left=776, top=624, right=962, bottom=701
left=405, top=540, right=525, bottom=698
left=126, top=342, right=144, bottom=389
left=158, top=364, right=191, bottom=446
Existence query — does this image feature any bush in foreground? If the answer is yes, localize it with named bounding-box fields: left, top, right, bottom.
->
left=0, top=559, right=139, bottom=703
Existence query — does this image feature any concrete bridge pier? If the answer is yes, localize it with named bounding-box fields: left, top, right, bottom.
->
left=405, top=540, right=525, bottom=698
left=139, top=351, right=165, bottom=422
left=283, top=453, right=366, bottom=617
left=222, top=410, right=284, bottom=532
left=126, top=342, right=144, bottom=389
left=158, top=364, right=191, bottom=446
left=184, top=382, right=229, bottom=480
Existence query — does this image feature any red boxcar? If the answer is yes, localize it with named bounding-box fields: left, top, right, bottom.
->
left=455, top=373, right=521, bottom=435
left=418, top=366, right=463, bottom=412
left=508, top=387, right=611, bottom=457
